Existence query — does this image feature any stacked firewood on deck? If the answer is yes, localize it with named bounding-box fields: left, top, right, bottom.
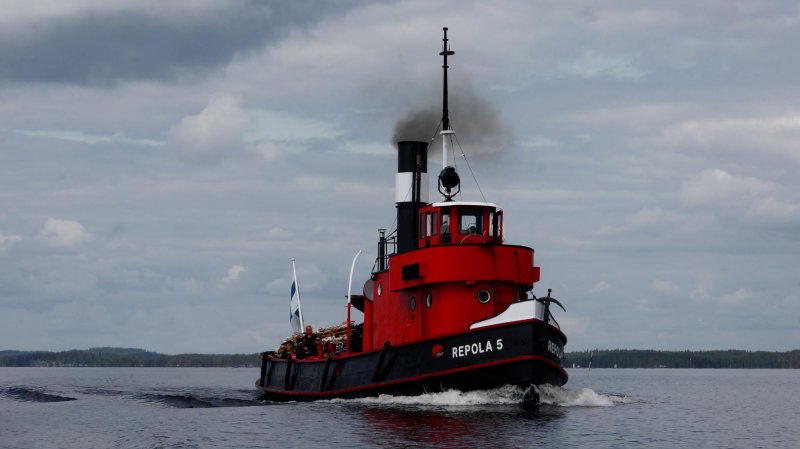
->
left=317, top=322, right=350, bottom=348
left=274, top=323, right=353, bottom=358
left=273, top=334, right=301, bottom=358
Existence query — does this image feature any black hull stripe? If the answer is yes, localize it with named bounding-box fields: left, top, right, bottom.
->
left=256, top=354, right=566, bottom=398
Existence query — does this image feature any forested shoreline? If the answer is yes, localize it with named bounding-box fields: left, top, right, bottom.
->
left=0, top=348, right=258, bottom=368
left=2, top=347, right=799, bottom=368
left=564, top=349, right=800, bottom=369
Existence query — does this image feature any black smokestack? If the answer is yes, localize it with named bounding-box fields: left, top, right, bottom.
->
left=395, top=141, right=428, bottom=254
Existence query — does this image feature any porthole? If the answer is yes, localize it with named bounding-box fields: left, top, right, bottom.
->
left=377, top=283, right=382, bottom=296
left=425, top=293, right=432, bottom=308
left=477, top=289, right=491, bottom=304
left=410, top=296, right=417, bottom=311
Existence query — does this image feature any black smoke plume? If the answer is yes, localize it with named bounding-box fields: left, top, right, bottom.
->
left=392, top=86, right=513, bottom=157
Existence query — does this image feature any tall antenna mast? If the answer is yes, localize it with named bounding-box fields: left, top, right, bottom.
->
left=437, top=27, right=460, bottom=200
left=440, top=27, right=455, bottom=131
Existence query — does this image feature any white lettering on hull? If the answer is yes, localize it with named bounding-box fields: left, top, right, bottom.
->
left=451, top=339, right=503, bottom=359
left=548, top=340, right=564, bottom=361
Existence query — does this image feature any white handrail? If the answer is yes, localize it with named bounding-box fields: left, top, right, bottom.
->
left=345, top=249, right=363, bottom=353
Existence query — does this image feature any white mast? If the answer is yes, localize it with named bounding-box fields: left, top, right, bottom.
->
left=441, top=129, right=454, bottom=169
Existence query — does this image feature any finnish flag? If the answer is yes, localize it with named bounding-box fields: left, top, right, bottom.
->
left=290, top=280, right=302, bottom=333
left=289, top=260, right=304, bottom=333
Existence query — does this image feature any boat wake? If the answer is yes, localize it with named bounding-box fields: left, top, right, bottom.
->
left=338, top=385, right=524, bottom=406
left=0, top=385, right=265, bottom=408
left=330, top=384, right=633, bottom=408
left=536, top=384, right=634, bottom=407
left=135, top=392, right=263, bottom=408
left=0, top=386, right=77, bottom=403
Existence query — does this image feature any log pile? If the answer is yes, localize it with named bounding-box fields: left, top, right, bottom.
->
left=274, top=322, right=354, bottom=357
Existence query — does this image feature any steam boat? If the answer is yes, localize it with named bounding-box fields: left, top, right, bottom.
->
left=256, top=28, right=567, bottom=402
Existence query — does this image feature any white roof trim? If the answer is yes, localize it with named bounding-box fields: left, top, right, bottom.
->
left=430, top=201, right=500, bottom=208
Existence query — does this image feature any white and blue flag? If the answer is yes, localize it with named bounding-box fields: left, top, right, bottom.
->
left=289, top=259, right=304, bottom=333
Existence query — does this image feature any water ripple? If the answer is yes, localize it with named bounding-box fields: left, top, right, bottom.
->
left=1, top=386, right=77, bottom=402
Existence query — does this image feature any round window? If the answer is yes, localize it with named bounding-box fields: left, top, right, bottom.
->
left=410, top=296, right=417, bottom=311
left=377, top=283, right=382, bottom=296
left=477, top=289, right=491, bottom=304
left=425, top=293, right=432, bottom=308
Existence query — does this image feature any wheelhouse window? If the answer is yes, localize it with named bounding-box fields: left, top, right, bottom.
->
left=458, top=208, right=483, bottom=235
left=441, top=211, right=451, bottom=243
left=429, top=212, right=439, bottom=236
left=496, top=210, right=503, bottom=239
left=420, top=211, right=440, bottom=240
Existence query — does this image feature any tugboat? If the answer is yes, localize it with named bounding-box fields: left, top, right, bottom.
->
left=256, top=28, right=568, bottom=402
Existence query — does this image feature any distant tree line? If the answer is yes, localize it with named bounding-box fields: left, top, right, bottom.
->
left=2, top=347, right=799, bottom=368
left=564, top=349, right=800, bottom=369
left=0, top=347, right=259, bottom=368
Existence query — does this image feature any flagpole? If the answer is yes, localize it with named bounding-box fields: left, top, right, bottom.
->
left=292, top=258, right=305, bottom=330
left=346, top=250, right=363, bottom=353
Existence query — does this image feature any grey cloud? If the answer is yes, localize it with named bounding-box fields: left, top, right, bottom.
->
left=0, top=1, right=364, bottom=86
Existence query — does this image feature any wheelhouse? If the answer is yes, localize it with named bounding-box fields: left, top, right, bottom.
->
left=417, top=201, right=503, bottom=247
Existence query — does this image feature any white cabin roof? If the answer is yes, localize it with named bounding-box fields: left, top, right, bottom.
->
left=430, top=201, right=501, bottom=209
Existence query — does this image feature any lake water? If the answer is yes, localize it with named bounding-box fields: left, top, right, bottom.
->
left=1, top=367, right=797, bottom=448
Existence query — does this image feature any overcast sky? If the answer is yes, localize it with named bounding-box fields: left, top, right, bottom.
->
left=1, top=0, right=799, bottom=354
